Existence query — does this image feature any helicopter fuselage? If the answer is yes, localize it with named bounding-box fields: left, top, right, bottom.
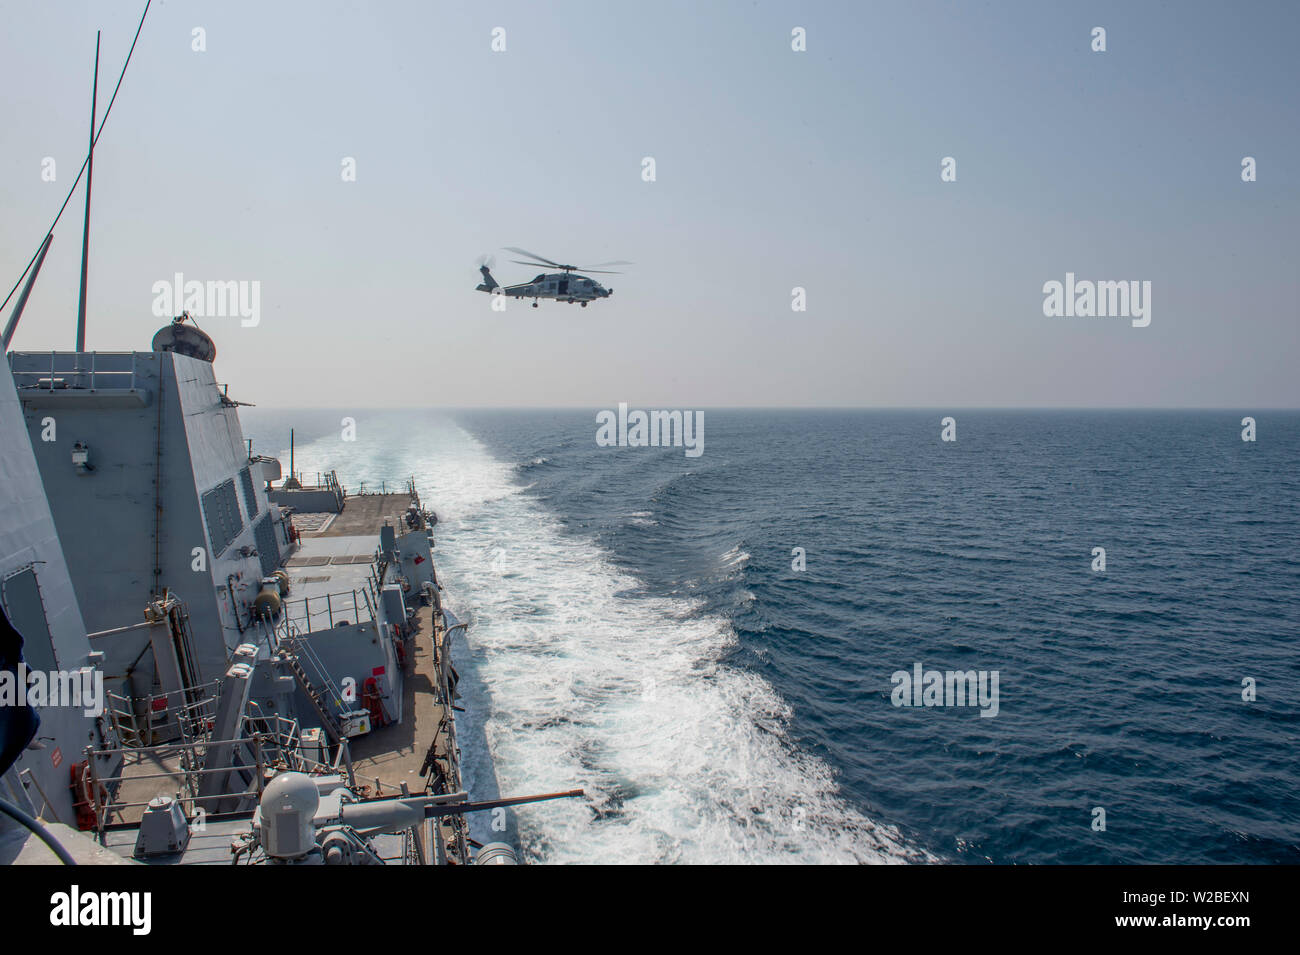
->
left=477, top=268, right=612, bottom=306
left=477, top=250, right=626, bottom=307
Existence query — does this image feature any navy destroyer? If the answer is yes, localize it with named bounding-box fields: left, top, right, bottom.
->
left=1, top=8, right=579, bottom=867
left=1, top=319, right=581, bottom=865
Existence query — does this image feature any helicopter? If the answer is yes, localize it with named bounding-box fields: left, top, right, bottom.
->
left=475, top=247, right=630, bottom=307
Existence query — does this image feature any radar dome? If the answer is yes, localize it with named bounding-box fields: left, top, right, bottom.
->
left=152, top=319, right=216, bottom=362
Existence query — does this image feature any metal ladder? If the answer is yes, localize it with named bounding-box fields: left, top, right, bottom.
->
left=278, top=629, right=344, bottom=743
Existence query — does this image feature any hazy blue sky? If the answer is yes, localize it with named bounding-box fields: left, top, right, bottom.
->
left=2, top=0, right=1297, bottom=407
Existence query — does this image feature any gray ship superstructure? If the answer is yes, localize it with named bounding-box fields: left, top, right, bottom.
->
left=3, top=324, right=578, bottom=864
left=0, top=342, right=122, bottom=860
left=8, top=330, right=294, bottom=698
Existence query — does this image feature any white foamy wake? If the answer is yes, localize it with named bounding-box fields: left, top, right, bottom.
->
left=282, top=415, right=931, bottom=864
left=720, top=544, right=752, bottom=569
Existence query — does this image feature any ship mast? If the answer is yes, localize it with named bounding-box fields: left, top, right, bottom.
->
left=75, top=31, right=100, bottom=353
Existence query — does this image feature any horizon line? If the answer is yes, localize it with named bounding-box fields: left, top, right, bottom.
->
left=240, top=405, right=1300, bottom=413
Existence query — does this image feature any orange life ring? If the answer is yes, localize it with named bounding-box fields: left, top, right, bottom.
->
left=69, top=761, right=103, bottom=831
left=361, top=677, right=386, bottom=729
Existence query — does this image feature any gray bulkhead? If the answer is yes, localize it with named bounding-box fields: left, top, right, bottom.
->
left=9, top=349, right=292, bottom=692
left=0, top=357, right=119, bottom=826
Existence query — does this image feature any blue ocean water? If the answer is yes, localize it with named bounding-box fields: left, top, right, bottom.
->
left=244, top=409, right=1300, bottom=864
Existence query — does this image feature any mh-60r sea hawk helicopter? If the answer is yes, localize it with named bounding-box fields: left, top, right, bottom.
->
left=476, top=247, right=630, bottom=307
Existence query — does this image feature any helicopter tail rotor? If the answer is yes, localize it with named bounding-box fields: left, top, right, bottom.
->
left=476, top=254, right=499, bottom=292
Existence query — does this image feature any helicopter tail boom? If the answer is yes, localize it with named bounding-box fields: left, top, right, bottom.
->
left=476, top=264, right=499, bottom=293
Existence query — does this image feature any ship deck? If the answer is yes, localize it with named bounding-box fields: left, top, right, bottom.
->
left=286, top=494, right=461, bottom=842
left=100, top=493, right=466, bottom=862
left=344, top=599, right=448, bottom=793
left=311, top=493, right=414, bottom=538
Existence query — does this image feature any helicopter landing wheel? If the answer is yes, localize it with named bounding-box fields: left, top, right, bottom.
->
left=532, top=301, right=538, bottom=308
left=581, top=301, right=587, bottom=307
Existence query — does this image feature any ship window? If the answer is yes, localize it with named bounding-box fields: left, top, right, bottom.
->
left=1, top=567, right=58, bottom=672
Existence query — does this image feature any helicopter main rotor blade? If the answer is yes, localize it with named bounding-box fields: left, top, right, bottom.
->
left=582, top=261, right=633, bottom=268
left=510, top=260, right=621, bottom=274
left=509, top=259, right=559, bottom=269
left=503, top=247, right=565, bottom=269
left=575, top=269, right=623, bottom=274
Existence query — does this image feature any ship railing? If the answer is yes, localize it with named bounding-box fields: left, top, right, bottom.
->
left=81, top=730, right=277, bottom=835
left=283, top=469, right=346, bottom=508
left=238, top=709, right=301, bottom=759
left=282, top=628, right=348, bottom=717
left=345, top=475, right=421, bottom=511
left=81, top=714, right=360, bottom=835
left=7, top=350, right=140, bottom=393
left=213, top=706, right=355, bottom=782
left=436, top=621, right=466, bottom=798
left=324, top=470, right=345, bottom=508
left=275, top=618, right=350, bottom=719
left=107, top=681, right=223, bottom=749
left=238, top=709, right=349, bottom=779
left=277, top=587, right=375, bottom=636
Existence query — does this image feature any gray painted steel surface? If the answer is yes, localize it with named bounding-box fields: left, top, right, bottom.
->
left=0, top=358, right=118, bottom=826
